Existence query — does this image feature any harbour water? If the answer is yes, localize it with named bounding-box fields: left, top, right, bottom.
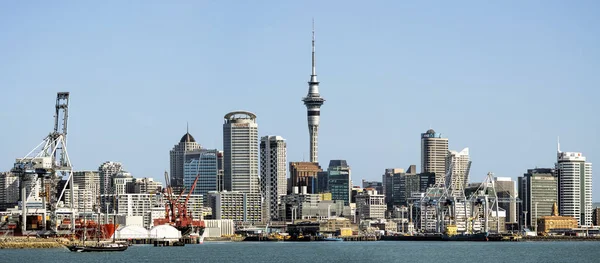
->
left=3, top=241, right=600, bottom=262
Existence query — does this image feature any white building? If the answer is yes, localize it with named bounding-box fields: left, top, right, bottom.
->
left=356, top=189, right=386, bottom=220
left=204, top=219, right=235, bottom=237
left=64, top=185, right=95, bottom=213
left=557, top=148, right=593, bottom=226
left=260, top=136, right=287, bottom=221
left=209, top=191, right=262, bottom=222
left=446, top=148, right=471, bottom=197
left=113, top=172, right=134, bottom=195
left=223, top=111, right=259, bottom=194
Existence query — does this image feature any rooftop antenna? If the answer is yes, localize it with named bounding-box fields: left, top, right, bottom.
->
left=557, top=136, right=561, bottom=153
left=187, top=121, right=189, bottom=134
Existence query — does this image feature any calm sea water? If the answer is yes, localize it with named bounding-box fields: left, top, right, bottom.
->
left=3, top=241, right=600, bottom=262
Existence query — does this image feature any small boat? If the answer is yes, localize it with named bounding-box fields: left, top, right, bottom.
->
left=322, top=236, right=344, bottom=241
left=67, top=214, right=128, bottom=252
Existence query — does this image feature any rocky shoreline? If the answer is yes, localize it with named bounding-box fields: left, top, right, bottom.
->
left=0, top=237, right=71, bottom=249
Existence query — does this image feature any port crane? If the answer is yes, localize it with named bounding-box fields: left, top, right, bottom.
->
left=155, top=171, right=203, bottom=234
left=11, top=92, right=75, bottom=234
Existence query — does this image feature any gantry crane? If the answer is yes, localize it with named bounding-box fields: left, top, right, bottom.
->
left=11, top=92, right=75, bottom=234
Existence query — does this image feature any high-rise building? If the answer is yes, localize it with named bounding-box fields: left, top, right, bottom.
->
left=208, top=191, right=262, bottom=222
left=302, top=23, right=325, bottom=163
left=73, top=170, right=100, bottom=209
left=356, top=189, right=386, bottom=220
left=518, top=168, right=557, bottom=230
left=169, top=129, right=201, bottom=189
left=446, top=148, right=471, bottom=197
left=260, top=136, right=287, bottom=221
left=421, top=129, right=448, bottom=184
left=327, top=160, right=351, bottom=206
left=184, top=149, right=219, bottom=196
left=217, top=151, right=224, bottom=192
left=223, top=111, right=259, bottom=194
left=112, top=172, right=134, bottom=195
left=0, top=172, right=19, bottom=210
left=98, top=161, right=123, bottom=195
left=290, top=162, right=322, bottom=194
left=494, top=177, right=517, bottom=223
left=556, top=146, right=593, bottom=226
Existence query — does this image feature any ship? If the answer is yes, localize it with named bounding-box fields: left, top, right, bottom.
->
left=442, top=232, right=489, bottom=241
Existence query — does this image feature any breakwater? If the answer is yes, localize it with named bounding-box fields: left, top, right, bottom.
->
left=0, top=237, right=70, bottom=249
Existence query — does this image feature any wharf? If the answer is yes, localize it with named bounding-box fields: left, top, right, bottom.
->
left=523, top=236, right=600, bottom=241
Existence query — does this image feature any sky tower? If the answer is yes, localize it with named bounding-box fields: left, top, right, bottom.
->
left=303, top=21, right=325, bottom=163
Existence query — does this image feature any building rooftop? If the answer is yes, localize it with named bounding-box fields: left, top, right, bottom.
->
left=180, top=132, right=196, bottom=143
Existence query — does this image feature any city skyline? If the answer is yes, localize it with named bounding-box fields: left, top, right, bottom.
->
left=1, top=1, right=599, bottom=200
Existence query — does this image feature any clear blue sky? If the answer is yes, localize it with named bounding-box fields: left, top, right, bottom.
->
left=1, top=1, right=599, bottom=200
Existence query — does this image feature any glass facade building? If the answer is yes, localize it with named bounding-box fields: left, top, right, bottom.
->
left=184, top=149, right=219, bottom=197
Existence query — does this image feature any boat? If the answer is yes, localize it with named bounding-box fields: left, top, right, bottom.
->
left=322, top=237, right=344, bottom=241
left=442, top=232, right=489, bottom=241
left=67, top=214, right=128, bottom=252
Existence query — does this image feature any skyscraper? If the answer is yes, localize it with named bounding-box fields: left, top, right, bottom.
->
left=260, top=136, right=287, bottom=221
left=556, top=144, right=593, bottom=226
left=98, top=161, right=123, bottom=195
left=169, top=128, right=201, bottom=189
left=446, top=148, right=471, bottom=197
left=184, top=149, right=219, bottom=197
left=223, top=111, right=259, bottom=194
left=421, top=129, right=448, bottom=184
left=327, top=160, right=351, bottom=206
left=302, top=22, right=325, bottom=163
left=518, top=168, right=557, bottom=230
left=494, top=177, right=517, bottom=224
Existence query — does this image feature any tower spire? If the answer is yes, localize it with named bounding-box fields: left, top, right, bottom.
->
left=187, top=121, right=189, bottom=134
left=557, top=136, right=561, bottom=153
left=312, top=18, right=316, bottom=77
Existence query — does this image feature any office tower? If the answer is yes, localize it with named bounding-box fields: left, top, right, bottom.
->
left=518, top=168, right=557, bottom=230
left=0, top=172, right=19, bottom=210
left=494, top=177, right=517, bottom=223
left=382, top=166, right=419, bottom=209
left=208, top=191, right=262, bottom=222
left=170, top=128, right=202, bottom=189
left=290, top=162, right=322, bottom=194
left=446, top=148, right=471, bottom=197
left=98, top=161, right=123, bottom=195
left=260, top=136, right=287, bottom=221
left=302, top=23, right=325, bottom=163
left=184, top=149, right=219, bottom=196
left=556, top=145, right=593, bottom=226
left=356, top=189, right=386, bottom=220
left=327, top=160, right=351, bottom=206
left=217, top=151, right=224, bottom=192
left=421, top=129, right=448, bottom=184
left=223, top=111, right=259, bottom=194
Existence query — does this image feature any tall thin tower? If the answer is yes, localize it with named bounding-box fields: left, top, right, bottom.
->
left=303, top=20, right=325, bottom=163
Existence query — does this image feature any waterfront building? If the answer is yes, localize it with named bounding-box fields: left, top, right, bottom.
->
left=183, top=149, right=219, bottom=196
left=518, top=168, right=557, bottom=230
left=327, top=160, right=351, bottom=206
left=170, top=129, right=202, bottom=190
left=290, top=162, right=322, bottom=194
left=537, top=203, right=578, bottom=234
left=132, top=177, right=162, bottom=194
left=223, top=111, right=259, bottom=194
left=446, top=148, right=471, bottom=197
left=260, top=136, right=288, bottom=221
left=280, top=186, right=321, bottom=221
left=494, top=177, right=517, bottom=223
left=593, top=207, right=600, bottom=226
left=208, top=191, right=262, bottom=222
left=98, top=161, right=123, bottom=195
left=421, top=129, right=448, bottom=184
left=0, top=172, right=19, bottom=210
left=556, top=147, right=593, bottom=226
left=302, top=24, right=325, bottom=164
left=356, top=189, right=386, bottom=220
